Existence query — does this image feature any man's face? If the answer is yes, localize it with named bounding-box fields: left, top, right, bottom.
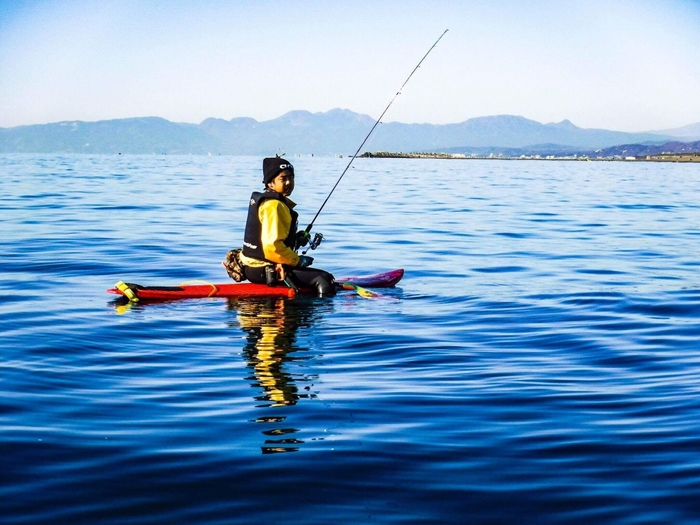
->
left=267, top=170, right=295, bottom=196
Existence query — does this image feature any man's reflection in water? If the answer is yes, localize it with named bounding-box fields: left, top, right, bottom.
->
left=227, top=296, right=327, bottom=454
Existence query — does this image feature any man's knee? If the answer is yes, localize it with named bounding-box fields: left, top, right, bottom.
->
left=312, top=272, right=336, bottom=297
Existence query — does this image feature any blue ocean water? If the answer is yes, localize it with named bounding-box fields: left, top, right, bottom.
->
left=1, top=153, right=699, bottom=524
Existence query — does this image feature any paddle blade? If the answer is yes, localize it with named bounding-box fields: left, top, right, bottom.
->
left=341, top=283, right=379, bottom=298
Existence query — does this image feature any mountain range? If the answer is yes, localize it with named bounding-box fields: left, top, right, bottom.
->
left=1, top=109, right=699, bottom=156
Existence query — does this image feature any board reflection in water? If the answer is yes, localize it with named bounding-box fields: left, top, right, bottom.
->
left=228, top=297, right=326, bottom=454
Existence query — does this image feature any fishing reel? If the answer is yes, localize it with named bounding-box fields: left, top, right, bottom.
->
left=302, top=232, right=324, bottom=255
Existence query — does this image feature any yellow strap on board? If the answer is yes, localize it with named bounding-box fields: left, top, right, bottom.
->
left=115, top=281, right=139, bottom=302
left=179, top=280, right=219, bottom=297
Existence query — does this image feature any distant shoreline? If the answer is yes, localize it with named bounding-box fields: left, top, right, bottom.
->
left=360, top=151, right=700, bottom=163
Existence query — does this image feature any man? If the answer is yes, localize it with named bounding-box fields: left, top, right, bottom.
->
left=238, top=156, right=336, bottom=296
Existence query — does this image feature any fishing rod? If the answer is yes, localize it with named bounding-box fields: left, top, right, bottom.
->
left=304, top=29, right=449, bottom=238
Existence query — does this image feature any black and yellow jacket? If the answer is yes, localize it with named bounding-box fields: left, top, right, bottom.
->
left=240, top=190, right=300, bottom=268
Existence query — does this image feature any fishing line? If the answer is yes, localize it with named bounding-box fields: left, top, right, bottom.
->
left=305, top=29, right=449, bottom=234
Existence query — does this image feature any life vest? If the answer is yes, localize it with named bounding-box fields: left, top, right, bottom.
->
left=242, top=191, right=299, bottom=262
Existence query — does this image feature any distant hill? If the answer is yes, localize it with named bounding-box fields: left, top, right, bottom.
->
left=0, top=109, right=678, bottom=155
left=199, top=109, right=376, bottom=155
left=0, top=117, right=217, bottom=155
left=373, top=116, right=668, bottom=152
left=438, top=140, right=700, bottom=158
left=594, top=140, right=700, bottom=157
left=651, top=122, right=700, bottom=141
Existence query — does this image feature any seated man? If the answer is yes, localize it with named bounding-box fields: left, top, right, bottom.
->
left=238, top=156, right=336, bottom=296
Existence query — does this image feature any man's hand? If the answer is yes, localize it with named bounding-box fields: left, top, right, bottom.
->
left=297, top=255, right=314, bottom=268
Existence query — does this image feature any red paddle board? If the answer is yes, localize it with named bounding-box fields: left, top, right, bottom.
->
left=107, top=269, right=403, bottom=301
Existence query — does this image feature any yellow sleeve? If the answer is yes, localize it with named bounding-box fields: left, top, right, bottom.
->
left=259, top=200, right=300, bottom=266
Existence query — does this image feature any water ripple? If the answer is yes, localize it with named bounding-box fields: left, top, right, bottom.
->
left=2, top=154, right=700, bottom=524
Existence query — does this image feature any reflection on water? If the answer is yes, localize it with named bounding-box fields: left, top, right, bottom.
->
left=228, top=297, right=325, bottom=454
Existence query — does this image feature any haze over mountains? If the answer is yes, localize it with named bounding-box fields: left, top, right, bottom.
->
left=1, top=109, right=698, bottom=156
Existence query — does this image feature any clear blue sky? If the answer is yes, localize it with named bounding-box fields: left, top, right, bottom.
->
left=1, top=0, right=699, bottom=131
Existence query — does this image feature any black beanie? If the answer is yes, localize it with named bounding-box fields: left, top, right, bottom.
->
left=262, top=157, right=294, bottom=185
